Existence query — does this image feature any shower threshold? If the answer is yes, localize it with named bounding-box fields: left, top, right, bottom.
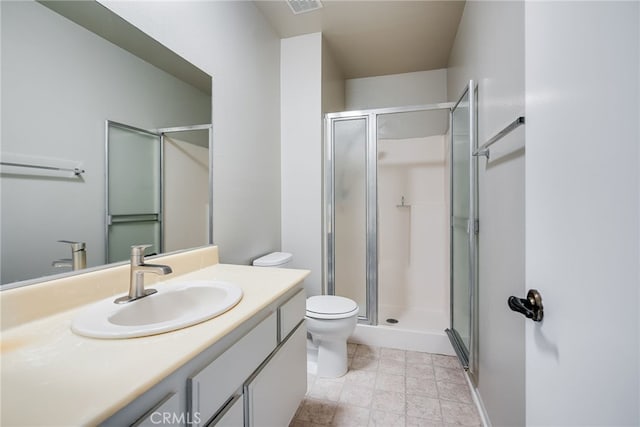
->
left=351, top=308, right=453, bottom=354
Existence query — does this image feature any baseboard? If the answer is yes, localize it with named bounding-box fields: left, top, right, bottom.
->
left=464, top=371, right=492, bottom=427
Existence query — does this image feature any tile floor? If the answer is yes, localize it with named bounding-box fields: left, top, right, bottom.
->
left=290, top=343, right=482, bottom=427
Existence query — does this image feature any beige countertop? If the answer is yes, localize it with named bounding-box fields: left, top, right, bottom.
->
left=0, top=262, right=309, bottom=426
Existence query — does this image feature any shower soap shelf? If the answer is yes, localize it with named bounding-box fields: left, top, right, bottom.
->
left=396, top=196, right=411, bottom=208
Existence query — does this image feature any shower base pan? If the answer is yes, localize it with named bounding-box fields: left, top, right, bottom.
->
left=349, top=308, right=454, bottom=355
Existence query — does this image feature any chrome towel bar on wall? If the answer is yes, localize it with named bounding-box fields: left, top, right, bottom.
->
left=473, top=116, right=525, bottom=159
left=0, top=161, right=85, bottom=176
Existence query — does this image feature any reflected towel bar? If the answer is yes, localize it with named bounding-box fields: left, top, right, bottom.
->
left=0, top=161, right=85, bottom=176
left=473, top=116, right=525, bottom=159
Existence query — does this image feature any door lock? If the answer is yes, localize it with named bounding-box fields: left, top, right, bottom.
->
left=508, top=289, right=543, bottom=322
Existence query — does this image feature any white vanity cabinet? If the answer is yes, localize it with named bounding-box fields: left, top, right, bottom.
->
left=103, top=287, right=306, bottom=427
left=244, top=323, right=307, bottom=427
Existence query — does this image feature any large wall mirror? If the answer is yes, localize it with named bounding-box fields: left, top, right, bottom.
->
left=0, top=1, right=213, bottom=286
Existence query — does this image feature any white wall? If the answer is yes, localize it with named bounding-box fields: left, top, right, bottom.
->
left=0, top=1, right=210, bottom=284
left=101, top=0, right=282, bottom=266
left=525, top=2, right=639, bottom=425
left=280, top=34, right=345, bottom=296
left=280, top=33, right=323, bottom=296
left=346, top=69, right=449, bottom=140
left=322, top=40, right=345, bottom=115
left=345, top=69, right=447, bottom=110
left=447, top=1, right=525, bottom=426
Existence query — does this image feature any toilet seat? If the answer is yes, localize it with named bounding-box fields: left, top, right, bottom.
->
left=306, top=295, right=359, bottom=320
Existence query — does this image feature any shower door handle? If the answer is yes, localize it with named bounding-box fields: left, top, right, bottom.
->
left=508, top=289, right=543, bottom=322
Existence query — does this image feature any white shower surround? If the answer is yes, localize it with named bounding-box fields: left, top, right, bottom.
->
left=350, top=134, right=452, bottom=354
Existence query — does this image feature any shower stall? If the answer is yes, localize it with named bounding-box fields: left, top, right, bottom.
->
left=324, top=82, right=477, bottom=357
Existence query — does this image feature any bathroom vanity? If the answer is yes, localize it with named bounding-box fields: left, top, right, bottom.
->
left=0, top=246, right=309, bottom=426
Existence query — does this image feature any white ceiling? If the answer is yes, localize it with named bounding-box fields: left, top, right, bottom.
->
left=254, top=0, right=466, bottom=79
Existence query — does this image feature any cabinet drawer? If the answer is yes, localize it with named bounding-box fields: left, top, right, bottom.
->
left=189, top=312, right=277, bottom=427
left=279, top=289, right=305, bottom=341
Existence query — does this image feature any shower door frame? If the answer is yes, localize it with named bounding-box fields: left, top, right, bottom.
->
left=324, top=102, right=455, bottom=325
left=324, top=112, right=377, bottom=324
left=446, top=80, right=479, bottom=384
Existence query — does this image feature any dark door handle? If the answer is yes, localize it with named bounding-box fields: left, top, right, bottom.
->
left=508, top=289, right=543, bottom=322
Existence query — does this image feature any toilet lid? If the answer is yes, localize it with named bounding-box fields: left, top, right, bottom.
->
left=306, top=295, right=359, bottom=320
left=252, top=252, right=292, bottom=267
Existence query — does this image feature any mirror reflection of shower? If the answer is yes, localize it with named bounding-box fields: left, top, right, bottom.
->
left=106, top=122, right=212, bottom=263
left=161, top=126, right=212, bottom=254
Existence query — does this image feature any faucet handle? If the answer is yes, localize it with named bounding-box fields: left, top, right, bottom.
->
left=57, top=240, right=85, bottom=252
left=131, top=244, right=153, bottom=258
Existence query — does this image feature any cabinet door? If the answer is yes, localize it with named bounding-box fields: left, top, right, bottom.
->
left=245, top=321, right=306, bottom=427
left=278, top=289, right=306, bottom=342
left=189, top=312, right=277, bottom=426
left=132, top=393, right=181, bottom=427
left=207, top=395, right=243, bottom=427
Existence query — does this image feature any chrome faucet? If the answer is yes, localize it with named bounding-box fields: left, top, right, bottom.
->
left=114, top=245, right=172, bottom=304
left=52, top=240, right=87, bottom=271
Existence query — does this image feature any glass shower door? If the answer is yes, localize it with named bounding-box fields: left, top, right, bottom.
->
left=447, top=81, right=478, bottom=379
left=106, top=121, right=162, bottom=263
left=325, top=114, right=376, bottom=323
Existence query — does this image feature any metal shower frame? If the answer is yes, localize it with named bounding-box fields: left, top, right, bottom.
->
left=324, top=101, right=457, bottom=326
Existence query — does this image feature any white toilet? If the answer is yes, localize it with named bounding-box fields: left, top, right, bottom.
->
left=305, top=295, right=359, bottom=378
left=252, top=252, right=359, bottom=378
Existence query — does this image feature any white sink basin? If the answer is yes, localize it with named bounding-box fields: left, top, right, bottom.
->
left=71, top=280, right=243, bottom=339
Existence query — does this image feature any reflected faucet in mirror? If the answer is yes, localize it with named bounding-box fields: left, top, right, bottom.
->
left=52, top=240, right=87, bottom=271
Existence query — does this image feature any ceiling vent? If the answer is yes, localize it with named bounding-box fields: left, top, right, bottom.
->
left=286, top=0, right=323, bottom=15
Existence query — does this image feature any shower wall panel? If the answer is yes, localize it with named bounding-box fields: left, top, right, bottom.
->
left=377, top=135, right=449, bottom=328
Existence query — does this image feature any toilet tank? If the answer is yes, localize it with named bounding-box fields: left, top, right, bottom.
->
left=252, top=252, right=293, bottom=267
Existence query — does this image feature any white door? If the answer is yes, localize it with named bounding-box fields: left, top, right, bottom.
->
left=525, top=2, right=639, bottom=425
